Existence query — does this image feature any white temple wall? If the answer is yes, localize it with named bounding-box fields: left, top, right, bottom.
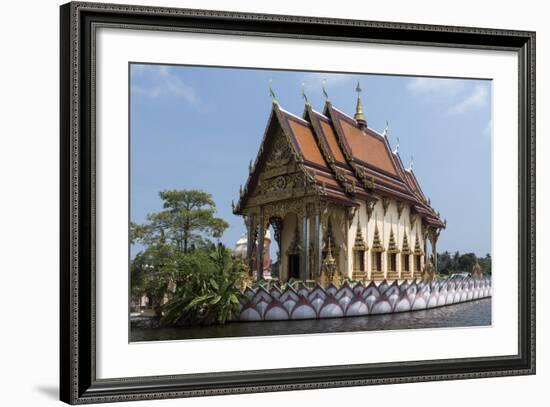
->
left=277, top=198, right=429, bottom=282
left=345, top=198, right=429, bottom=280
left=400, top=204, right=411, bottom=277
left=396, top=203, right=406, bottom=274
left=366, top=200, right=378, bottom=276
left=346, top=203, right=360, bottom=278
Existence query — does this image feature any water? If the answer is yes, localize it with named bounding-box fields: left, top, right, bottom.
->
left=130, top=298, right=491, bottom=342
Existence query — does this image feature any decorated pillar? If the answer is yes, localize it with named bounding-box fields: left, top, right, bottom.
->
left=302, top=207, right=310, bottom=281
left=432, top=232, right=439, bottom=274
left=270, top=217, right=283, bottom=280
left=429, top=228, right=440, bottom=274
left=422, top=231, right=430, bottom=264
left=256, top=207, right=265, bottom=282
left=313, top=207, right=322, bottom=281
left=246, top=214, right=255, bottom=277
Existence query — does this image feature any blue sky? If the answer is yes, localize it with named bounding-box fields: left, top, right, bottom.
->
left=130, top=64, right=492, bottom=257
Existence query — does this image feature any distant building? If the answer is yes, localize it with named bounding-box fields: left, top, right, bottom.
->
left=234, top=230, right=272, bottom=280
left=233, top=86, right=445, bottom=282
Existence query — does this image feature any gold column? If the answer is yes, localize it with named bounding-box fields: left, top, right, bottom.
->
left=256, top=208, right=265, bottom=282
left=302, top=207, right=310, bottom=281
left=246, top=214, right=255, bottom=277
left=313, top=207, right=322, bottom=281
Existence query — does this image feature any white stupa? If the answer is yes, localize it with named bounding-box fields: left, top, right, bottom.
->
left=234, top=230, right=271, bottom=259
left=234, top=235, right=248, bottom=258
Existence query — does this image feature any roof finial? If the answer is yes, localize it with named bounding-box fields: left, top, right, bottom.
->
left=269, top=80, right=278, bottom=105
left=408, top=155, right=414, bottom=171
left=382, top=120, right=389, bottom=137
left=354, top=81, right=367, bottom=129
left=393, top=137, right=400, bottom=155
left=322, top=79, right=330, bottom=102
left=301, top=82, right=310, bottom=106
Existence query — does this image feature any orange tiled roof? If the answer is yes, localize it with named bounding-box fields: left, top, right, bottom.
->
left=235, top=101, right=444, bottom=228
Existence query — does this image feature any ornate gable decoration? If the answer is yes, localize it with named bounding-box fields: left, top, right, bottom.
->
left=241, top=125, right=321, bottom=211
left=265, top=131, right=293, bottom=170
left=387, top=228, right=399, bottom=254
left=371, top=224, right=384, bottom=252
left=401, top=232, right=411, bottom=254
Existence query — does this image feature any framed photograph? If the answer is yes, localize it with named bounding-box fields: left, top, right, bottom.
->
left=60, top=1, right=535, bottom=404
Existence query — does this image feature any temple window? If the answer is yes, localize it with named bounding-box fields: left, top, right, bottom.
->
left=402, top=254, right=410, bottom=272
left=353, top=218, right=367, bottom=273
left=370, top=224, right=384, bottom=274
left=354, top=250, right=365, bottom=272
left=415, top=255, right=421, bottom=272
left=389, top=253, right=397, bottom=272
left=387, top=228, right=398, bottom=273
left=372, top=251, right=382, bottom=272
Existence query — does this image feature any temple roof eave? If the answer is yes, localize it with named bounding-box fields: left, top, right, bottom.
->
left=236, top=100, right=445, bottom=230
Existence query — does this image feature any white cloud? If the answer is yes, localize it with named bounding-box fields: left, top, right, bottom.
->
left=131, top=65, right=200, bottom=108
left=407, top=77, right=465, bottom=96
left=448, top=85, right=489, bottom=115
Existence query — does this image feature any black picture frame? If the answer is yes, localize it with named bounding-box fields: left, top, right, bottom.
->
left=60, top=2, right=536, bottom=404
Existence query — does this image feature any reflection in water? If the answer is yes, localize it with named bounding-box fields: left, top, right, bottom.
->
left=130, top=298, right=491, bottom=342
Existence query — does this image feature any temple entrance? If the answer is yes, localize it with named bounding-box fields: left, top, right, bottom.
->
left=267, top=223, right=281, bottom=280
left=267, top=217, right=282, bottom=281
left=288, top=254, right=300, bottom=280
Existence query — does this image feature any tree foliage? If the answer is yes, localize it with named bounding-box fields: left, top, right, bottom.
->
left=437, top=251, right=491, bottom=276
left=132, top=189, right=229, bottom=252
left=131, top=189, right=243, bottom=326
left=161, top=245, right=247, bottom=326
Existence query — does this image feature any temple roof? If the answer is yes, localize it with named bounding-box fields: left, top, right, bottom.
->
left=235, top=100, right=444, bottom=229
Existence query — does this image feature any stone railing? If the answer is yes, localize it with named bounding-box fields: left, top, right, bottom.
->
left=239, top=277, right=491, bottom=321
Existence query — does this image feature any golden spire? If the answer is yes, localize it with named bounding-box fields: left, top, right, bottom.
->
left=322, top=79, right=330, bottom=102
left=372, top=224, right=384, bottom=251
left=354, top=81, right=367, bottom=129
left=301, top=82, right=310, bottom=106
left=325, top=237, right=335, bottom=263
left=269, top=79, right=278, bottom=105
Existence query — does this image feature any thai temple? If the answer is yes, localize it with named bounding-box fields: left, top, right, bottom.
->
left=233, top=83, right=446, bottom=284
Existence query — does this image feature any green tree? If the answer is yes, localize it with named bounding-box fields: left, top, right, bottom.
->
left=133, top=189, right=229, bottom=253
left=479, top=253, right=492, bottom=275
left=437, top=251, right=452, bottom=275
left=434, top=250, right=492, bottom=277
left=458, top=252, right=477, bottom=273
left=452, top=251, right=460, bottom=271
left=161, top=244, right=247, bottom=326
left=131, top=242, right=178, bottom=316
left=131, top=189, right=242, bottom=325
